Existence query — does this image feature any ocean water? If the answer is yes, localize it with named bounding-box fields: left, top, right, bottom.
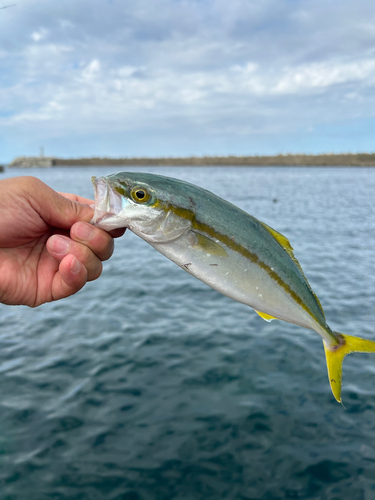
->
left=0, top=166, right=375, bottom=500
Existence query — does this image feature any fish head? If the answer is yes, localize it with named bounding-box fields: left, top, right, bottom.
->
left=91, top=172, right=194, bottom=243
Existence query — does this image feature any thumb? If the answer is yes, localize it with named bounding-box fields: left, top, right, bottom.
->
left=27, top=177, right=94, bottom=229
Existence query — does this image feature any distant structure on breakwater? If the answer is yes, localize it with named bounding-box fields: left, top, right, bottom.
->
left=8, top=153, right=375, bottom=167
left=9, top=156, right=55, bottom=168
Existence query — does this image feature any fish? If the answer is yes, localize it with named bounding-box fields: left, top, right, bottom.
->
left=91, top=171, right=375, bottom=403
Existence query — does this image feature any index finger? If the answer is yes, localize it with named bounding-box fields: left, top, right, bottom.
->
left=59, top=193, right=126, bottom=239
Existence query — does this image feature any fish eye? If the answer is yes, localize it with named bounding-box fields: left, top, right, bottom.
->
left=131, top=186, right=151, bottom=203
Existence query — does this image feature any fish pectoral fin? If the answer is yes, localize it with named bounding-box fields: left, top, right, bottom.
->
left=254, top=310, right=279, bottom=322
left=191, top=232, right=228, bottom=257
left=324, top=333, right=375, bottom=403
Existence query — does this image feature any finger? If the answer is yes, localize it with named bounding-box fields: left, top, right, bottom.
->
left=108, top=227, right=126, bottom=238
left=51, top=254, right=88, bottom=301
left=21, top=178, right=94, bottom=228
left=70, top=222, right=116, bottom=261
left=47, top=234, right=103, bottom=281
left=59, top=195, right=126, bottom=238
left=59, top=192, right=94, bottom=205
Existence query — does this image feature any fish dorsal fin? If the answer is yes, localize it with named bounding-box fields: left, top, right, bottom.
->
left=259, top=220, right=326, bottom=319
left=259, top=221, right=305, bottom=272
left=192, top=232, right=228, bottom=257
left=255, top=310, right=279, bottom=322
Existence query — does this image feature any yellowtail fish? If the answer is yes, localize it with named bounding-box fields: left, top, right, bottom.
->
left=91, top=171, right=375, bottom=403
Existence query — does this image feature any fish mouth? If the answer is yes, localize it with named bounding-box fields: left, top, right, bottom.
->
left=90, top=176, right=128, bottom=229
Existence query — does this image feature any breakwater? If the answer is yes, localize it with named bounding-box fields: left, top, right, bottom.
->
left=8, top=153, right=375, bottom=167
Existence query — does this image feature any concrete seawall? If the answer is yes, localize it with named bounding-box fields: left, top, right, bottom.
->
left=8, top=154, right=375, bottom=167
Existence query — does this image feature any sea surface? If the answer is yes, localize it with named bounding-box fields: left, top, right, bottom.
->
left=1, top=166, right=375, bottom=500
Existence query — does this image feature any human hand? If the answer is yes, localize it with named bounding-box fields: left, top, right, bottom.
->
left=0, top=176, right=125, bottom=306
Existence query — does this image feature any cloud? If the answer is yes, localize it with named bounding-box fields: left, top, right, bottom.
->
left=81, top=59, right=101, bottom=81
left=31, top=27, right=48, bottom=42
left=0, top=0, right=375, bottom=160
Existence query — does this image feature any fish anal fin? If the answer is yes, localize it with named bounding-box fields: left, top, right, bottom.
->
left=255, top=310, right=279, bottom=322
left=324, top=332, right=375, bottom=403
left=191, top=232, right=228, bottom=257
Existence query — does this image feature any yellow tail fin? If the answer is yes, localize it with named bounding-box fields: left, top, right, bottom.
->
left=324, top=333, right=375, bottom=403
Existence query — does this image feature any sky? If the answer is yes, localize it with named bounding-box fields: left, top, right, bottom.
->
left=1, top=0, right=375, bottom=162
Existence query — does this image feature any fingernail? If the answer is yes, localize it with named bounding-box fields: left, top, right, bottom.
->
left=50, top=236, right=70, bottom=255
left=70, top=256, right=82, bottom=275
left=75, top=223, right=93, bottom=242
